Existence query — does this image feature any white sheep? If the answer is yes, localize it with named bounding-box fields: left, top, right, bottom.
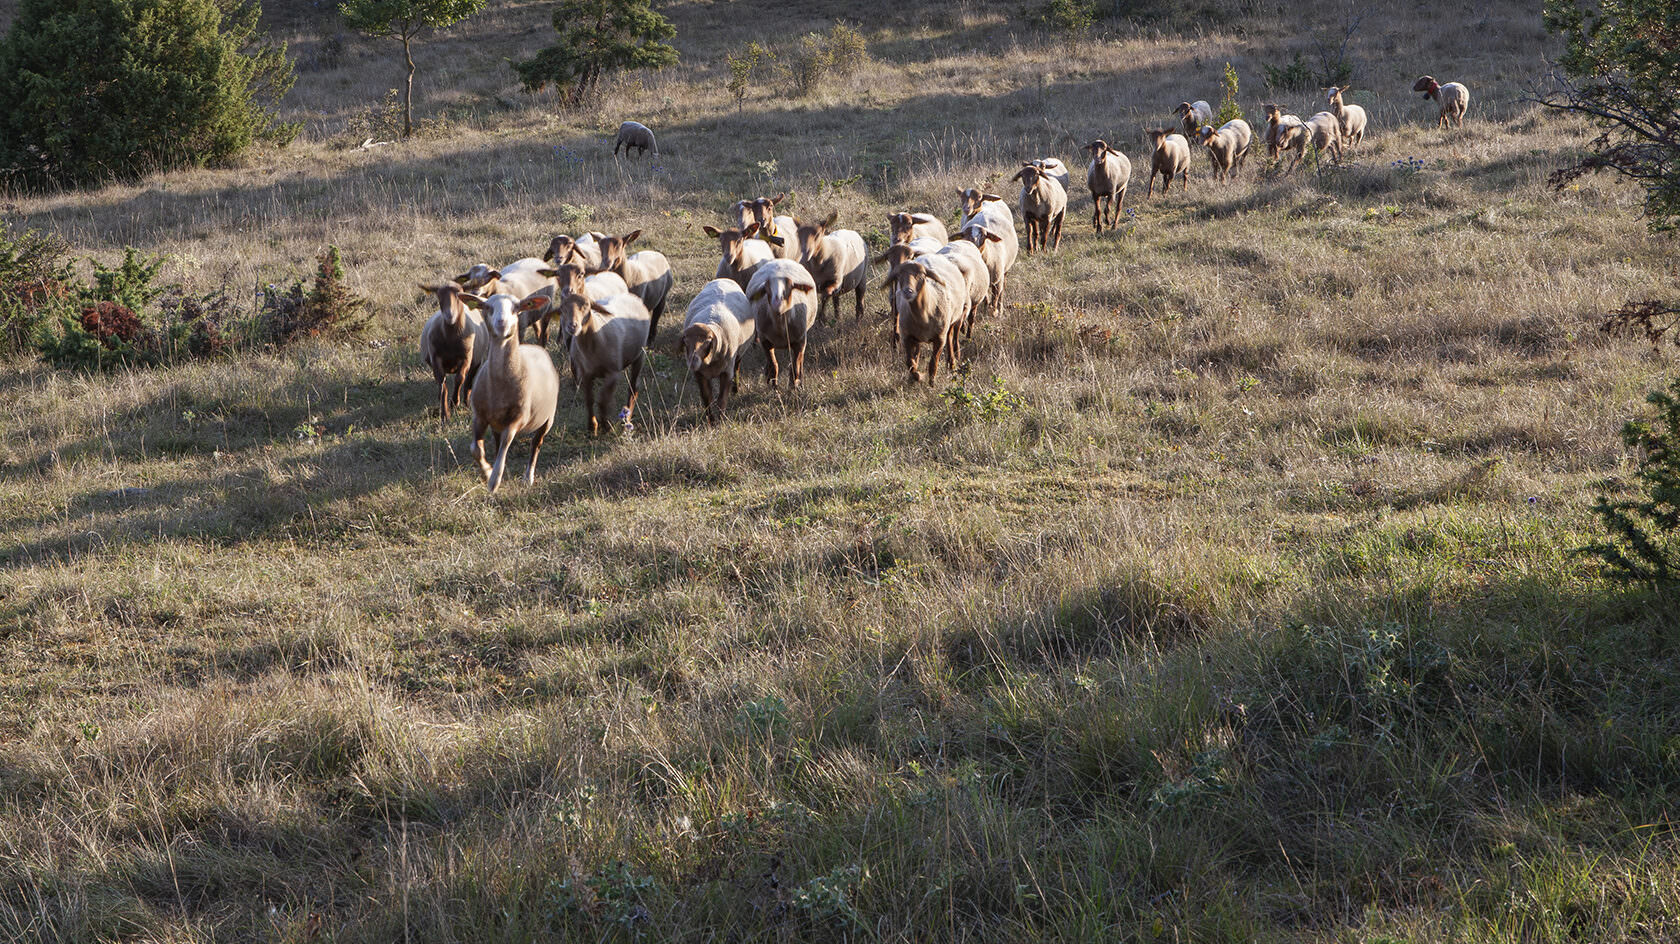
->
left=419, top=281, right=490, bottom=427
left=1174, top=100, right=1213, bottom=138
left=1413, top=76, right=1469, bottom=128
left=935, top=239, right=991, bottom=338
left=682, top=278, right=757, bottom=423
left=554, top=291, right=650, bottom=436
left=1197, top=119, right=1253, bottom=180
left=1302, top=111, right=1344, bottom=162
left=1145, top=128, right=1191, bottom=197
left=613, top=120, right=657, bottom=158
left=592, top=230, right=674, bottom=346
left=456, top=257, right=550, bottom=303
left=519, top=263, right=630, bottom=347
left=884, top=254, right=968, bottom=386
left=951, top=192, right=1019, bottom=316
left=1325, top=85, right=1367, bottom=154
left=887, top=212, right=948, bottom=246
left=794, top=212, right=869, bottom=323
left=542, top=232, right=606, bottom=271
left=733, top=195, right=798, bottom=260
left=1082, top=139, right=1132, bottom=232
left=746, top=259, right=819, bottom=389
left=1031, top=157, right=1072, bottom=194
left=1262, top=104, right=1308, bottom=170
left=1011, top=162, right=1067, bottom=253
left=464, top=292, right=559, bottom=493
left=957, top=188, right=1013, bottom=230
left=701, top=223, right=780, bottom=290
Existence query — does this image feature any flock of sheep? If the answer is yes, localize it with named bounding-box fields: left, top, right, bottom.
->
left=421, top=77, right=1471, bottom=493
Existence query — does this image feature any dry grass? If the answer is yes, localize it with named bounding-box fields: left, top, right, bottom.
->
left=3, top=0, right=1680, bottom=941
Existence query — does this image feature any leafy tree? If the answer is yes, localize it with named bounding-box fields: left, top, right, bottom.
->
left=1542, top=0, right=1680, bottom=231
left=513, top=0, right=678, bottom=108
left=0, top=0, right=296, bottom=189
left=338, top=0, right=487, bottom=138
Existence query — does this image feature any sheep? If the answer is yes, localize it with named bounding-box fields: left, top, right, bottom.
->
left=1325, top=85, right=1368, bottom=153
left=1413, top=75, right=1469, bottom=128
left=1174, top=100, right=1213, bottom=138
left=464, top=292, right=559, bottom=493
left=591, top=230, right=673, bottom=346
left=1197, top=119, right=1253, bottom=181
left=542, top=232, right=606, bottom=271
left=746, top=259, right=818, bottom=389
left=1302, top=111, right=1344, bottom=163
left=701, top=223, right=780, bottom=290
left=555, top=291, right=650, bottom=436
left=419, top=281, right=490, bottom=427
left=887, top=212, right=949, bottom=246
left=1010, top=162, right=1067, bottom=253
left=1031, top=157, right=1072, bottom=194
left=794, top=212, right=869, bottom=323
left=518, top=263, right=630, bottom=347
left=957, top=188, right=1011, bottom=230
left=682, top=278, right=757, bottom=423
left=952, top=194, right=1019, bottom=316
left=1262, top=104, right=1308, bottom=169
left=936, top=239, right=991, bottom=338
left=732, top=194, right=798, bottom=260
left=1082, top=139, right=1132, bottom=232
left=456, top=257, right=550, bottom=303
left=872, top=241, right=962, bottom=344
left=883, top=254, right=968, bottom=386
left=613, top=120, right=657, bottom=157
left=1145, top=128, right=1191, bottom=197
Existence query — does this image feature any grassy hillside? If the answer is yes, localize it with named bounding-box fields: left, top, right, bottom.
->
left=3, top=0, right=1679, bottom=940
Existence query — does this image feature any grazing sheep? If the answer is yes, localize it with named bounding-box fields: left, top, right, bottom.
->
left=1174, top=100, right=1214, bottom=138
left=1011, top=162, right=1067, bottom=253
left=1302, top=111, right=1344, bottom=162
left=1031, top=157, right=1072, bottom=194
left=795, top=212, right=869, bottom=323
left=1413, top=75, right=1469, bottom=128
left=936, top=239, right=991, bottom=338
left=1145, top=128, right=1191, bottom=196
left=542, top=232, right=606, bottom=271
left=1082, top=139, right=1132, bottom=232
left=464, top=292, right=559, bottom=493
left=957, top=188, right=1011, bottom=230
left=613, top=120, right=657, bottom=157
left=887, top=212, right=949, bottom=246
left=1325, top=85, right=1368, bottom=153
left=1262, top=104, right=1308, bottom=169
left=555, top=291, right=650, bottom=437
left=592, top=230, right=674, bottom=346
left=1197, top=119, right=1253, bottom=180
left=884, top=254, right=968, bottom=386
left=419, top=281, right=490, bottom=427
left=682, top=279, right=757, bottom=424
left=746, top=259, right=818, bottom=389
left=702, top=223, right=780, bottom=290
left=733, top=195, right=798, bottom=260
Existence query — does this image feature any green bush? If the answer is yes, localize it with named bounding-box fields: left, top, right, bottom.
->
left=781, top=22, right=869, bottom=98
left=0, top=0, right=296, bottom=189
left=0, top=218, right=76, bottom=355
left=1582, top=377, right=1680, bottom=584
left=512, top=0, right=678, bottom=108
left=1034, top=0, right=1099, bottom=34
left=1214, top=62, right=1243, bottom=126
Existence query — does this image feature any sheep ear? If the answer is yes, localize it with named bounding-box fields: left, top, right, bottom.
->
left=770, top=193, right=785, bottom=205
left=453, top=271, right=471, bottom=284
left=956, top=188, right=967, bottom=198
left=485, top=269, right=503, bottom=282
left=589, top=300, right=613, bottom=315
left=624, top=229, right=642, bottom=245
left=983, top=231, right=1003, bottom=244
left=460, top=293, right=486, bottom=310
left=742, top=222, right=759, bottom=238
left=982, top=192, right=1003, bottom=202
left=747, top=287, right=766, bottom=302
left=536, top=268, right=560, bottom=278
left=821, top=210, right=837, bottom=230
left=1009, top=169, right=1026, bottom=182
left=702, top=225, right=721, bottom=238
left=764, top=234, right=784, bottom=247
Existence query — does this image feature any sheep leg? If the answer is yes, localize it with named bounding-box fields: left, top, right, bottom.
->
left=625, top=357, right=643, bottom=417
left=904, top=339, right=921, bottom=384
left=599, top=376, right=621, bottom=432
left=436, top=374, right=451, bottom=427
left=583, top=377, right=599, bottom=436
left=761, top=339, right=780, bottom=387
left=716, top=370, right=732, bottom=420
left=791, top=335, right=806, bottom=389
left=1113, top=187, right=1126, bottom=227
left=525, top=421, right=549, bottom=485
left=1092, top=195, right=1105, bottom=233
left=695, top=373, right=716, bottom=423
left=1050, top=211, right=1063, bottom=250
left=488, top=422, right=519, bottom=494
left=946, top=324, right=960, bottom=371
left=646, top=302, right=663, bottom=348
left=470, top=416, right=493, bottom=479
left=926, top=335, right=944, bottom=386
left=853, top=283, right=864, bottom=323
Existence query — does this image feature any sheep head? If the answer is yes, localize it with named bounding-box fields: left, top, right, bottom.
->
left=887, top=213, right=916, bottom=245
left=795, top=214, right=837, bottom=260
left=455, top=264, right=499, bottom=290
left=707, top=224, right=765, bottom=271
left=1198, top=125, right=1219, bottom=146
left=594, top=234, right=634, bottom=274
left=682, top=323, right=719, bottom=373
left=1011, top=163, right=1044, bottom=186
left=874, top=244, right=917, bottom=270
left=1082, top=140, right=1112, bottom=159
left=470, top=293, right=520, bottom=341
left=542, top=236, right=585, bottom=265
left=1174, top=102, right=1194, bottom=117
left=1412, top=76, right=1440, bottom=99
left=554, top=293, right=593, bottom=339
left=421, top=281, right=470, bottom=327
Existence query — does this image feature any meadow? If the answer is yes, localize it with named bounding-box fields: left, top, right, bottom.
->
left=3, top=0, right=1680, bottom=940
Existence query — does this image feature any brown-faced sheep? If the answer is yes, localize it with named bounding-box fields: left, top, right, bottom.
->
left=746, top=259, right=818, bottom=389
left=795, top=212, right=869, bottom=323
left=682, top=279, right=757, bottom=423
left=1413, top=76, right=1469, bottom=128
left=1083, top=140, right=1132, bottom=232
left=1145, top=128, right=1191, bottom=196
left=419, top=281, right=490, bottom=428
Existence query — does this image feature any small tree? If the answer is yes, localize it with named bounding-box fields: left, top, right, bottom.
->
left=1582, top=378, right=1680, bottom=584
left=1542, top=0, right=1680, bottom=232
left=0, top=0, right=295, bottom=188
left=1214, top=63, right=1243, bottom=127
left=512, top=0, right=678, bottom=108
left=338, top=0, right=487, bottom=138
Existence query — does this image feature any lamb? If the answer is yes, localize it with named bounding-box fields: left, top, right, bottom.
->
left=555, top=291, right=650, bottom=436
left=1174, top=100, right=1213, bottom=138
left=794, top=212, right=869, bottom=323
left=1145, top=128, right=1191, bottom=196
left=1082, top=139, right=1132, bottom=232
left=591, top=230, right=673, bottom=346
left=732, top=195, right=797, bottom=260
left=682, top=278, right=757, bottom=423
left=418, top=281, right=490, bottom=427
left=884, top=254, right=968, bottom=386
left=887, top=212, right=949, bottom=246
left=952, top=193, right=1019, bottom=316
left=613, top=120, right=657, bottom=157
left=1198, top=119, right=1253, bottom=181
left=1010, top=162, right=1067, bottom=253
left=1262, top=104, right=1308, bottom=169
left=702, top=223, right=780, bottom=289
left=1302, top=111, right=1343, bottom=162
left=1325, top=85, right=1368, bottom=153
left=464, top=292, right=559, bottom=493
left=542, top=232, right=606, bottom=272
left=745, top=259, right=818, bottom=389
left=1413, top=76, right=1469, bottom=128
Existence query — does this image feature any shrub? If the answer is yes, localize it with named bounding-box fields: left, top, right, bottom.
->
left=1214, top=62, right=1243, bottom=126
left=512, top=0, right=679, bottom=108
left=257, top=246, right=370, bottom=347
left=1035, top=0, right=1099, bottom=34
left=0, top=217, right=75, bottom=355
left=725, top=40, right=770, bottom=111
left=781, top=22, right=869, bottom=98
left=1581, top=377, right=1680, bottom=584
left=1263, top=51, right=1315, bottom=91
left=0, top=0, right=297, bottom=189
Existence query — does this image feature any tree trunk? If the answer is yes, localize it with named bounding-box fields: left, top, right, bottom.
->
left=402, top=33, right=415, bottom=138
